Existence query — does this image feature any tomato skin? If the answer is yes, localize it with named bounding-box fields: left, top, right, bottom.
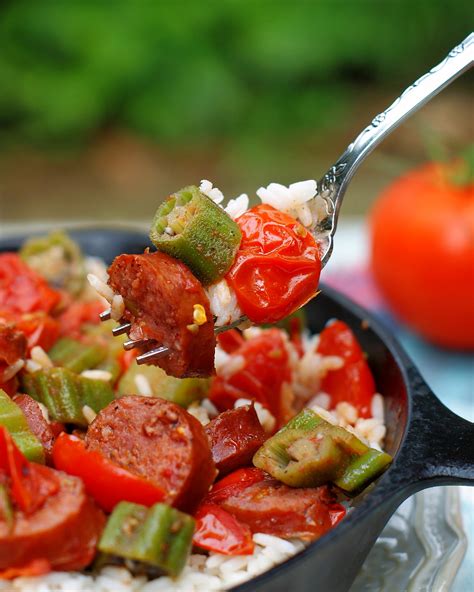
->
left=317, top=321, right=375, bottom=418
left=58, top=300, right=104, bottom=337
left=52, top=433, right=165, bottom=512
left=193, top=503, right=254, bottom=555
left=209, top=329, right=293, bottom=427
left=0, top=254, right=61, bottom=315
left=217, top=330, right=245, bottom=354
left=370, top=162, right=474, bottom=349
left=227, top=205, right=321, bottom=324
left=0, top=427, right=59, bottom=514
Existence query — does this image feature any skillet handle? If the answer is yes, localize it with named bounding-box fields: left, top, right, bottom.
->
left=394, top=364, right=474, bottom=491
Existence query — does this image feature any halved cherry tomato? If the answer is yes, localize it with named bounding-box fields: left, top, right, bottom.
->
left=0, top=254, right=61, bottom=315
left=193, top=503, right=254, bottom=555
left=207, top=467, right=266, bottom=504
left=209, top=329, right=293, bottom=427
left=317, top=321, right=375, bottom=418
left=0, top=427, right=59, bottom=514
left=52, top=433, right=165, bottom=512
left=0, top=558, right=51, bottom=580
left=0, top=311, right=60, bottom=354
left=217, top=330, right=245, bottom=354
left=58, top=300, right=104, bottom=337
left=227, top=205, right=321, bottom=324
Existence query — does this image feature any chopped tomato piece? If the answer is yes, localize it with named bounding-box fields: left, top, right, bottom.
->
left=209, top=329, right=293, bottom=427
left=217, top=330, right=245, bottom=354
left=0, top=558, right=51, bottom=580
left=227, top=205, right=321, bottom=324
left=0, top=254, right=61, bottom=315
left=317, top=321, right=375, bottom=418
left=58, top=300, right=104, bottom=337
left=194, top=504, right=254, bottom=555
left=207, top=468, right=267, bottom=504
left=52, top=433, right=165, bottom=512
left=0, top=427, right=59, bottom=514
left=0, top=311, right=60, bottom=354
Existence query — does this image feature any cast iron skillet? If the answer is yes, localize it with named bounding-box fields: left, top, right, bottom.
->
left=1, top=228, right=473, bottom=592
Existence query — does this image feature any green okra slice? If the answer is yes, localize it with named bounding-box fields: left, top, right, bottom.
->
left=48, top=337, right=108, bottom=374
left=253, top=408, right=391, bottom=491
left=0, top=389, right=45, bottom=463
left=19, top=230, right=86, bottom=295
left=98, top=501, right=195, bottom=578
left=150, top=185, right=242, bottom=285
left=117, top=362, right=209, bottom=408
left=21, top=367, right=114, bottom=426
left=334, top=448, right=392, bottom=493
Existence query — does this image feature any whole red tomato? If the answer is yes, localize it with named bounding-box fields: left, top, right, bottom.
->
left=370, top=160, right=474, bottom=349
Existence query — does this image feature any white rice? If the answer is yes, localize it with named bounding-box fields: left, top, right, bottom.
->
left=206, top=279, right=242, bottom=327
left=257, top=180, right=317, bottom=227
left=80, top=370, right=113, bottom=382
left=1, top=359, right=24, bottom=382
left=110, top=294, right=125, bottom=321
left=30, top=346, right=53, bottom=369
left=224, top=194, right=249, bottom=220
left=199, top=180, right=224, bottom=205
left=82, top=405, right=97, bottom=425
left=87, top=273, right=115, bottom=304
left=1, top=534, right=305, bottom=592
left=134, top=374, right=153, bottom=397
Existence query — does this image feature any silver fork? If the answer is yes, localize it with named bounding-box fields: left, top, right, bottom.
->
left=102, top=33, right=473, bottom=364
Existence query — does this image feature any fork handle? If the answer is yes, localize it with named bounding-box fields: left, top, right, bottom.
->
left=319, top=33, right=473, bottom=215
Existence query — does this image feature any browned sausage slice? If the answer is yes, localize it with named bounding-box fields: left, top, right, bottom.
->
left=85, top=395, right=217, bottom=511
left=108, top=251, right=215, bottom=378
left=205, top=405, right=267, bottom=475
left=0, top=470, right=105, bottom=571
left=219, top=472, right=344, bottom=540
left=13, top=394, right=57, bottom=463
left=0, top=324, right=27, bottom=365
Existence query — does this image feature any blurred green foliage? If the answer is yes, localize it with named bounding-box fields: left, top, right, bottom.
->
left=0, top=0, right=471, bottom=149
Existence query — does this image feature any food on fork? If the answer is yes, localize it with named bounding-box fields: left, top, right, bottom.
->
left=0, top=234, right=392, bottom=586
left=96, top=180, right=322, bottom=378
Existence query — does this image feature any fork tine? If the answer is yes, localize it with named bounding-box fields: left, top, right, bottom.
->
left=123, top=338, right=150, bottom=351
left=99, top=309, right=111, bottom=321
left=136, top=346, right=169, bottom=365
left=112, top=322, right=132, bottom=336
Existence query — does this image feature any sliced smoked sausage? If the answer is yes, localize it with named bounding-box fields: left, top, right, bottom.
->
left=13, top=394, right=57, bottom=462
left=205, top=405, right=267, bottom=475
left=107, top=251, right=215, bottom=378
left=0, top=470, right=105, bottom=571
left=212, top=468, right=345, bottom=540
left=85, top=395, right=217, bottom=511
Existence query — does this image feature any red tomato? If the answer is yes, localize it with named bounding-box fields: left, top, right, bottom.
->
left=58, top=300, right=104, bottom=337
left=208, top=467, right=266, bottom=504
left=209, top=329, right=293, bottom=426
left=52, top=433, right=165, bottom=512
left=0, top=427, right=59, bottom=514
left=227, top=205, right=321, bottom=324
left=217, top=330, right=245, bottom=354
left=193, top=504, right=254, bottom=555
left=370, top=161, right=474, bottom=349
left=0, top=311, right=60, bottom=354
left=0, top=254, right=61, bottom=315
left=0, top=559, right=51, bottom=580
left=317, top=321, right=375, bottom=418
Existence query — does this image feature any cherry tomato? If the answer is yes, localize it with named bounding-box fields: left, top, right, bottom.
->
left=370, top=161, right=474, bottom=349
left=209, top=329, right=293, bottom=427
left=317, top=321, right=375, bottom=418
left=217, top=330, right=245, bottom=354
left=0, top=427, right=59, bottom=514
left=0, top=558, right=51, bottom=580
left=0, top=254, right=61, bottom=315
left=227, top=205, right=321, bottom=324
left=193, top=504, right=254, bottom=555
left=52, top=433, right=165, bottom=512
left=58, top=300, right=104, bottom=337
